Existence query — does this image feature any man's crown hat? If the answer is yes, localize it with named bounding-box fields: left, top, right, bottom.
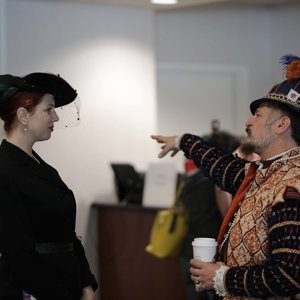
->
left=250, top=54, right=300, bottom=114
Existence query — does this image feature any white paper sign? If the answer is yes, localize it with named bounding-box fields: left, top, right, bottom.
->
left=142, top=162, right=177, bottom=208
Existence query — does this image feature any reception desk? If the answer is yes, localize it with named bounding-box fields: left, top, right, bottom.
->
left=92, top=203, right=186, bottom=300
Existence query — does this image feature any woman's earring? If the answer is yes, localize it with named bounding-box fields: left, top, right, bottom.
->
left=24, top=126, right=28, bottom=132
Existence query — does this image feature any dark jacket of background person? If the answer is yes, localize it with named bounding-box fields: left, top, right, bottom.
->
left=179, top=130, right=240, bottom=300
left=0, top=139, right=98, bottom=299
left=181, top=170, right=222, bottom=260
left=181, top=130, right=240, bottom=259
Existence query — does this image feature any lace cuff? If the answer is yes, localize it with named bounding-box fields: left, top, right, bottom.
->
left=213, top=265, right=229, bottom=297
left=175, top=135, right=183, bottom=150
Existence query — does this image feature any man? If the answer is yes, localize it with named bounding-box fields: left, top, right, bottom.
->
left=215, top=143, right=260, bottom=219
left=151, top=55, right=300, bottom=299
left=180, top=130, right=240, bottom=300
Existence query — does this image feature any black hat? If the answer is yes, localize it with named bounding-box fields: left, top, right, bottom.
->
left=0, top=74, right=35, bottom=111
left=0, top=72, right=77, bottom=112
left=250, top=54, right=300, bottom=114
left=23, top=72, right=77, bottom=107
left=250, top=79, right=300, bottom=114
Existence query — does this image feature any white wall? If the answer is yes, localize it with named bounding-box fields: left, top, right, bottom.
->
left=2, top=1, right=300, bottom=293
left=154, top=4, right=273, bottom=170
left=270, top=3, right=300, bottom=81
left=155, top=3, right=300, bottom=167
left=2, top=0, right=300, bottom=240
left=0, top=0, right=6, bottom=74
left=156, top=4, right=273, bottom=112
left=3, top=0, right=158, bottom=238
left=156, top=63, right=248, bottom=136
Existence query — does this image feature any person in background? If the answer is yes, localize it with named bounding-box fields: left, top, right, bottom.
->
left=151, top=54, right=300, bottom=298
left=180, top=130, right=240, bottom=300
left=0, top=73, right=98, bottom=300
left=215, top=142, right=260, bottom=218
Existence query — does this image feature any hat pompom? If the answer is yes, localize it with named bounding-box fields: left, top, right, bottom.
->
left=286, top=60, right=300, bottom=81
left=280, top=54, right=300, bottom=81
left=280, top=54, right=300, bottom=66
left=250, top=54, right=300, bottom=115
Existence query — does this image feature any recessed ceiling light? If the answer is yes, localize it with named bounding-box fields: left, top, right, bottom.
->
left=151, top=0, right=178, bottom=4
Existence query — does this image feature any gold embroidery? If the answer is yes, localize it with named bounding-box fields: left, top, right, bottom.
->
left=262, top=269, right=276, bottom=295
left=200, top=147, right=214, bottom=165
left=223, top=268, right=229, bottom=294
left=243, top=270, right=250, bottom=296
left=270, top=221, right=300, bottom=233
left=222, top=159, right=236, bottom=187
left=226, top=148, right=300, bottom=271
left=189, top=140, right=201, bottom=157
left=278, top=266, right=300, bottom=289
left=272, top=248, right=300, bottom=255
left=232, top=168, right=244, bottom=186
left=209, top=156, right=222, bottom=177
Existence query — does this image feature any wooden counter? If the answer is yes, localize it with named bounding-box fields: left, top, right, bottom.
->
left=92, top=203, right=186, bottom=300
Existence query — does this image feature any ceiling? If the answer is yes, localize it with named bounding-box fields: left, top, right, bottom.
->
left=25, top=0, right=300, bottom=10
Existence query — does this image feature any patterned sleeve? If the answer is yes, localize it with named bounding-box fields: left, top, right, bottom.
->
left=180, top=134, right=247, bottom=195
left=224, top=191, right=300, bottom=297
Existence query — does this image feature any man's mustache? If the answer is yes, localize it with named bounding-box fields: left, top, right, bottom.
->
left=246, top=126, right=251, bottom=135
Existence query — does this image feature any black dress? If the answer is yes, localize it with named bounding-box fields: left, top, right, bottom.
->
left=0, top=140, right=98, bottom=300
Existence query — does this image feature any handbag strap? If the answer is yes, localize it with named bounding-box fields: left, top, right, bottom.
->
left=173, top=178, right=185, bottom=208
left=167, top=179, right=184, bottom=233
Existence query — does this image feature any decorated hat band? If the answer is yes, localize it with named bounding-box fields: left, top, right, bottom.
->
left=250, top=54, right=300, bottom=114
left=266, top=90, right=300, bottom=106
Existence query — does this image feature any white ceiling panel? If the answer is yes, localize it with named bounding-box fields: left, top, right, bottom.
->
left=14, top=0, right=300, bottom=10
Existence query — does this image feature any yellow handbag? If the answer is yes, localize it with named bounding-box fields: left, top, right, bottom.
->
left=145, top=181, right=188, bottom=259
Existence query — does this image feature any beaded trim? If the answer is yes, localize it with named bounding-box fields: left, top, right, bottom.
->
left=272, top=248, right=300, bottom=255
left=219, top=214, right=237, bottom=252
left=262, top=269, right=276, bottom=295
left=189, top=141, right=201, bottom=157
left=265, top=92, right=300, bottom=109
left=222, top=159, right=236, bottom=187
left=269, top=153, right=300, bottom=169
left=270, top=221, right=300, bottom=232
left=243, top=270, right=250, bottom=296
left=200, top=147, right=214, bottom=166
left=209, top=156, right=222, bottom=178
left=232, top=168, right=244, bottom=186
left=278, top=266, right=300, bottom=289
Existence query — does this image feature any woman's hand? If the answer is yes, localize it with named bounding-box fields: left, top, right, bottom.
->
left=151, top=135, right=180, bottom=158
left=190, top=259, right=225, bottom=290
left=80, top=286, right=94, bottom=300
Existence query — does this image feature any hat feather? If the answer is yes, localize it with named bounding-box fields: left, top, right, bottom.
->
left=280, top=54, right=300, bottom=66
left=280, top=54, right=300, bottom=81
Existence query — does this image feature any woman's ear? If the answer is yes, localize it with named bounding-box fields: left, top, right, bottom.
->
left=16, top=107, right=29, bottom=126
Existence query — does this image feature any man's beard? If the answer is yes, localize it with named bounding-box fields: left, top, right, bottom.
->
left=245, top=127, right=272, bottom=155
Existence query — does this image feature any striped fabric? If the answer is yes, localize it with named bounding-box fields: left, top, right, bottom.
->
left=180, top=134, right=300, bottom=299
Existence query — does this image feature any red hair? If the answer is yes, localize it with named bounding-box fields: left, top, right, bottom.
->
left=0, top=91, right=44, bottom=132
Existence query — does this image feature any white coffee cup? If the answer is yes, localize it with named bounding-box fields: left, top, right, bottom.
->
left=192, top=237, right=217, bottom=262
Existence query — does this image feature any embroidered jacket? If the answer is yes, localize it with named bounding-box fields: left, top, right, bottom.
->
left=180, top=134, right=300, bottom=299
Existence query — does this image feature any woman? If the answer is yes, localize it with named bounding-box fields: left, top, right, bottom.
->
left=0, top=73, right=98, bottom=300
